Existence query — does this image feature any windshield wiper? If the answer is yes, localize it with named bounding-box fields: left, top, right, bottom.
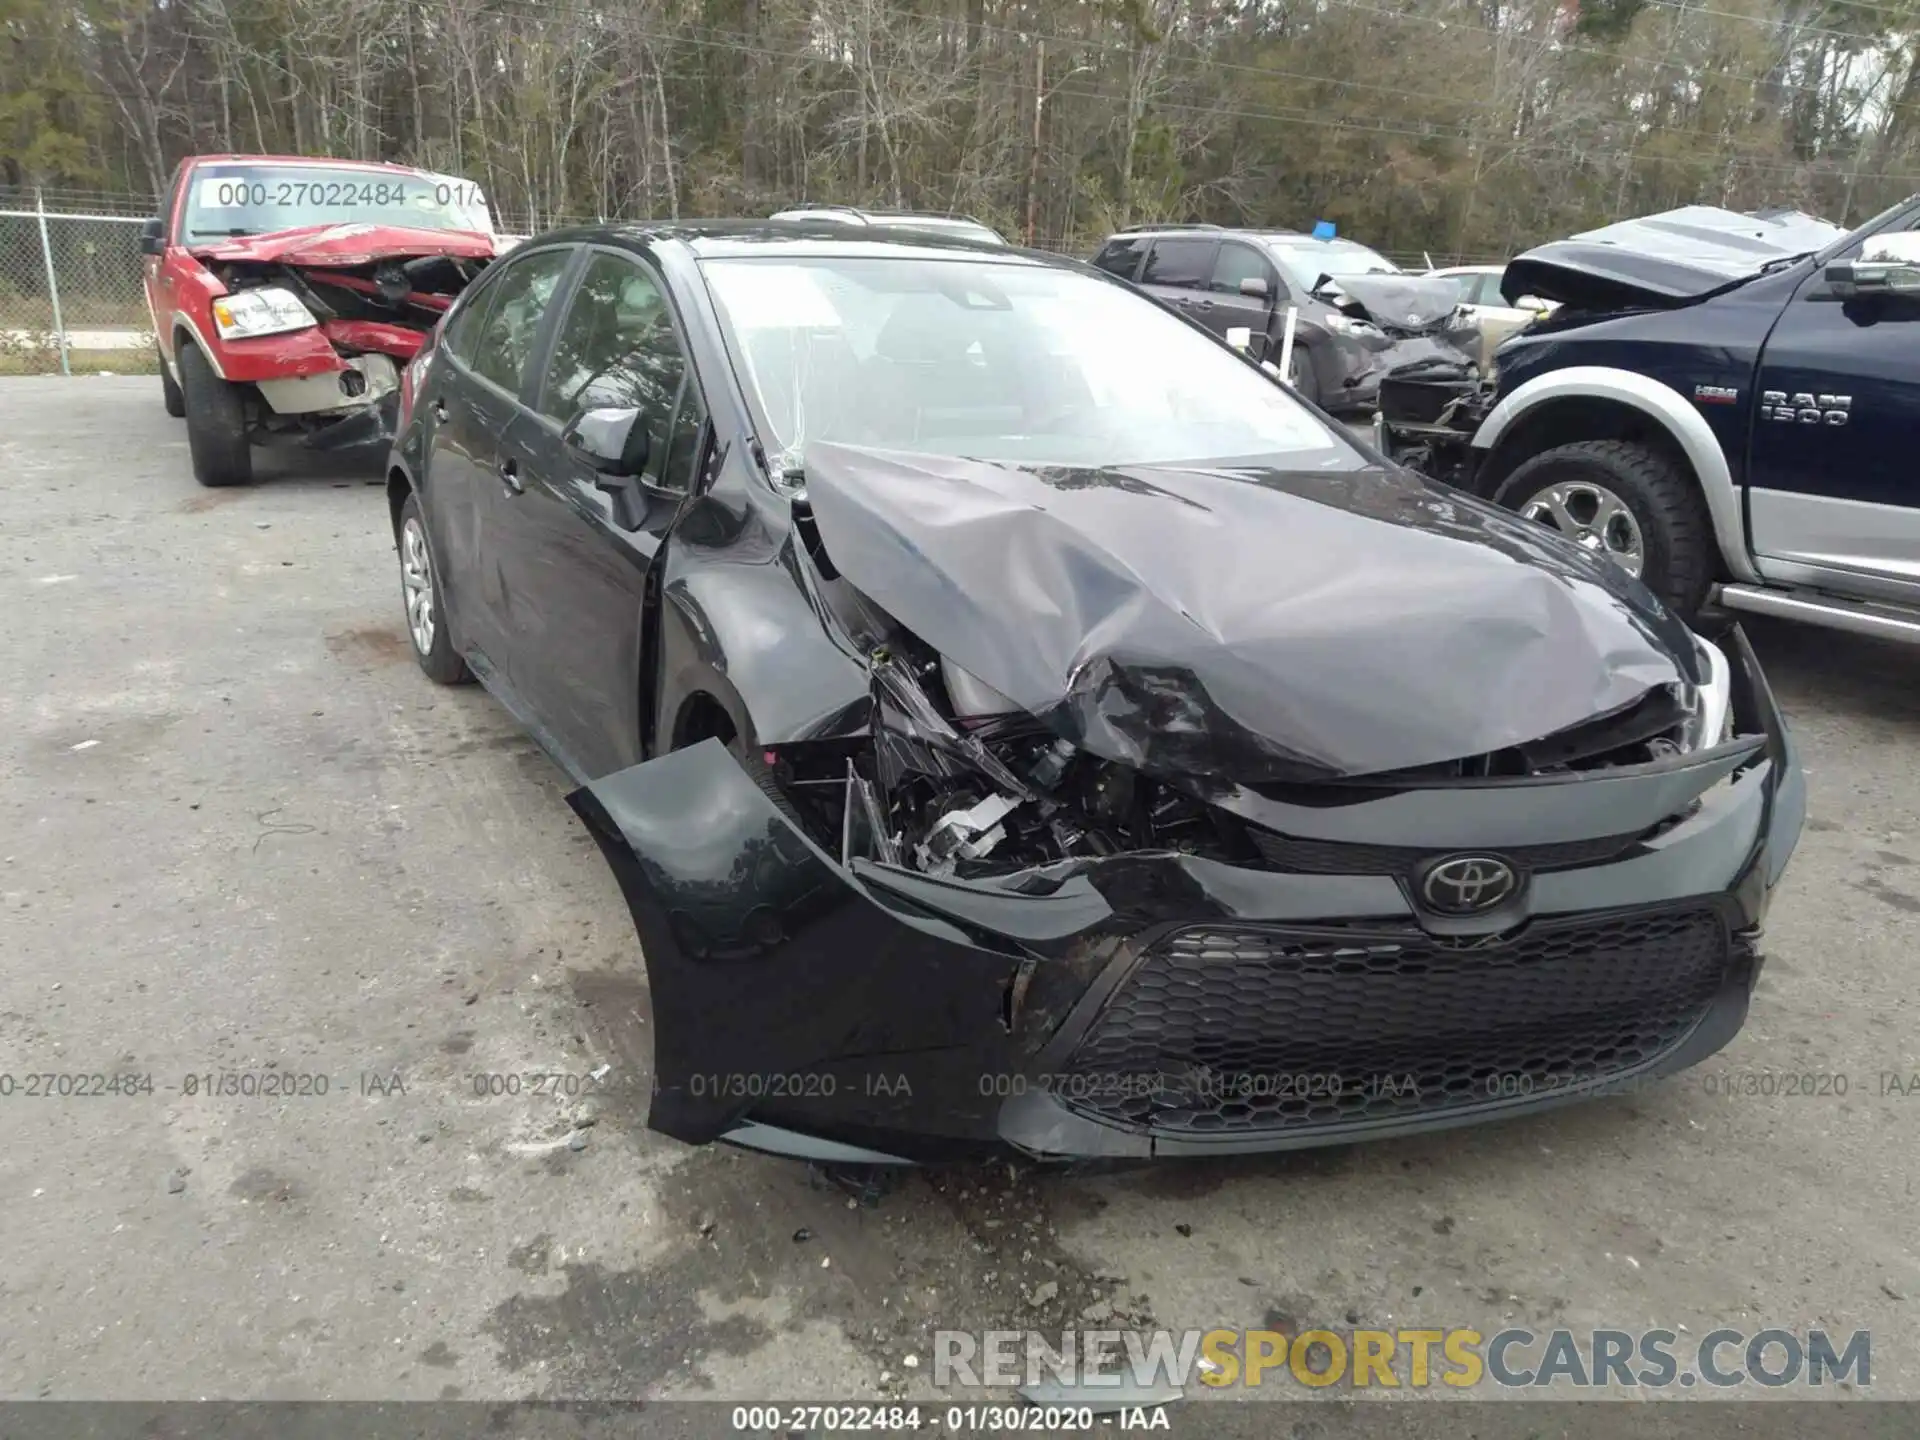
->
left=1756, top=250, right=1816, bottom=274
left=189, top=228, right=258, bottom=238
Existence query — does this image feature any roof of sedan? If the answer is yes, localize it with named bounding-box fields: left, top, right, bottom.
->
left=528, top=218, right=1048, bottom=261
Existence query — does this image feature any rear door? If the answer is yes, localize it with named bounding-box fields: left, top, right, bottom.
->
left=1747, top=213, right=1920, bottom=588
left=1089, top=235, right=1148, bottom=280
left=1137, top=236, right=1221, bottom=323
left=490, top=247, right=711, bottom=780
left=420, top=243, right=576, bottom=678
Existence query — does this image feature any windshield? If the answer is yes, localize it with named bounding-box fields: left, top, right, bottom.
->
left=181, top=164, right=494, bottom=240
left=1267, top=242, right=1400, bottom=290
left=700, top=256, right=1354, bottom=473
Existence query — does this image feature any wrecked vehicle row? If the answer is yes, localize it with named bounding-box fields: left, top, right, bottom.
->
left=1372, top=202, right=1920, bottom=653
left=386, top=221, right=1803, bottom=1164
left=1091, top=225, right=1482, bottom=411
left=143, top=154, right=500, bottom=487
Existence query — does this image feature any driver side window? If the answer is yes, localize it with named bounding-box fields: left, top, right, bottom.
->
left=538, top=251, right=704, bottom=490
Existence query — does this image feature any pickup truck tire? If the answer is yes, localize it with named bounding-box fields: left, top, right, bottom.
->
left=1494, top=439, right=1714, bottom=618
left=159, top=349, right=186, bottom=418
left=178, top=343, right=254, bottom=488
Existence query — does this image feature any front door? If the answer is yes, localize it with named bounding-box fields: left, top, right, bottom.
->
left=490, top=248, right=710, bottom=780
left=1747, top=213, right=1920, bottom=587
left=1206, top=239, right=1286, bottom=343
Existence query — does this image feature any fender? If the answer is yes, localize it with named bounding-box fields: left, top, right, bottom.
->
left=655, top=560, right=871, bottom=755
left=173, top=314, right=228, bottom=379
left=1472, top=365, right=1760, bottom=585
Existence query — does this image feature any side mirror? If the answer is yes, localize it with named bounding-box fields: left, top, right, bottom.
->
left=561, top=406, right=652, bottom=530
left=1828, top=231, right=1920, bottom=298
left=1238, top=277, right=1270, bottom=301
left=139, top=217, right=165, bottom=256
left=562, top=405, right=649, bottom=477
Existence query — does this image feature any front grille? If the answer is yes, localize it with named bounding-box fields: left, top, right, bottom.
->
left=1060, top=906, right=1731, bottom=1134
left=1246, top=828, right=1644, bottom=876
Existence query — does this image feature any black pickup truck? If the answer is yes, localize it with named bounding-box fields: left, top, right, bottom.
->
left=1378, top=201, right=1920, bottom=639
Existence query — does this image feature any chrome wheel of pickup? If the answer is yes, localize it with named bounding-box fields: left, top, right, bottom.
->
left=1520, top=481, right=1646, bottom=578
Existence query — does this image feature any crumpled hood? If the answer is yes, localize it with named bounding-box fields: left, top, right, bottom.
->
left=801, top=442, right=1702, bottom=785
left=189, top=222, right=497, bottom=267
left=1322, top=274, right=1465, bottom=331
left=1502, top=205, right=1847, bottom=311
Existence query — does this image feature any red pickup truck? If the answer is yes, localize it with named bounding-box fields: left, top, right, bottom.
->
left=142, top=154, right=501, bottom=487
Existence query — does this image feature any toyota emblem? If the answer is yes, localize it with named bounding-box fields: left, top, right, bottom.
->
left=1420, top=855, right=1518, bottom=914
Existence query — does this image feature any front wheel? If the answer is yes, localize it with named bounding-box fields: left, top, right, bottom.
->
left=177, top=343, right=253, bottom=487
left=1493, top=438, right=1715, bottom=618
left=1282, top=339, right=1320, bottom=406
left=159, top=348, right=185, bottom=418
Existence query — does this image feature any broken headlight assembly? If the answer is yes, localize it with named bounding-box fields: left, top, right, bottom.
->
left=1323, top=312, right=1385, bottom=339
left=1679, top=636, right=1735, bottom=753
left=211, top=286, right=317, bottom=340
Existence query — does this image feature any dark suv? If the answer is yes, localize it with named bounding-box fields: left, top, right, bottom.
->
left=1090, top=224, right=1474, bottom=411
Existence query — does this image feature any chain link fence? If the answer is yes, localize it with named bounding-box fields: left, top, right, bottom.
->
left=0, top=192, right=154, bottom=375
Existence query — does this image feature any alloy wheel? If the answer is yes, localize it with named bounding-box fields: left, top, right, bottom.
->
left=401, top=517, right=436, bottom=656
left=1519, top=481, right=1646, bottom=578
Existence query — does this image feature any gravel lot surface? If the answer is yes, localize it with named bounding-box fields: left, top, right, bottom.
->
left=2, top=377, right=1916, bottom=1426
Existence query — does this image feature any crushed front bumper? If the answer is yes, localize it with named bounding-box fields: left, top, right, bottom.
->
left=1325, top=330, right=1477, bottom=411
left=570, top=626, right=1803, bottom=1163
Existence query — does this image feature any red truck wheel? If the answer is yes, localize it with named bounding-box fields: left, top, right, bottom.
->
left=177, top=343, right=254, bottom=488
left=159, top=348, right=185, bottom=418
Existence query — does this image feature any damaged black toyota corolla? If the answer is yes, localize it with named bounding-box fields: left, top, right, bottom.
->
left=386, top=222, right=1804, bottom=1165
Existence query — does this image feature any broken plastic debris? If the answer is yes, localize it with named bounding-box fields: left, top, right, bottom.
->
left=589, top=1063, right=611, bottom=1082
left=71, top=740, right=99, bottom=751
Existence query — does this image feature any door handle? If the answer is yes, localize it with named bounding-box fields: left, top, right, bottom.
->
left=498, top=457, right=523, bottom=495
left=431, top=398, right=449, bottom=423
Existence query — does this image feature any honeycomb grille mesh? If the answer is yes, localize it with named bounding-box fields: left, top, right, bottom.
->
left=1061, top=907, right=1730, bottom=1134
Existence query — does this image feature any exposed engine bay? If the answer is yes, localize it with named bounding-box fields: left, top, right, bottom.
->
left=767, top=629, right=1723, bottom=882
left=1373, top=365, right=1493, bottom=487
left=213, top=252, right=486, bottom=364
left=750, top=441, right=1739, bottom=883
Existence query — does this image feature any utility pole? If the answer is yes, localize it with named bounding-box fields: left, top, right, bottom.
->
left=1026, top=40, right=1046, bottom=247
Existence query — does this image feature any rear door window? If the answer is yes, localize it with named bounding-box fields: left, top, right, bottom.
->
left=1139, top=238, right=1219, bottom=289
left=467, top=247, right=573, bottom=396
left=1092, top=237, right=1148, bottom=280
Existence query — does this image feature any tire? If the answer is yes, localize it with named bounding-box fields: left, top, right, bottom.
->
left=177, top=342, right=253, bottom=487
left=1493, top=438, right=1715, bottom=618
left=398, top=494, right=472, bottom=685
left=159, top=349, right=185, bottom=418
left=1283, top=339, right=1320, bottom=407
